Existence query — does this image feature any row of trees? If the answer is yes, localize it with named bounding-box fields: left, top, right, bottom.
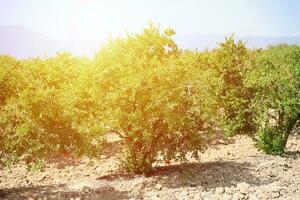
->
left=1, top=24, right=299, bottom=172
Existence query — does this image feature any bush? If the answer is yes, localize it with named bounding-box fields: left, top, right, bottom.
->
left=0, top=53, right=105, bottom=163
left=212, top=36, right=258, bottom=136
left=256, top=127, right=285, bottom=155
left=95, top=24, right=218, bottom=173
left=0, top=55, right=27, bottom=160
left=247, top=45, right=300, bottom=154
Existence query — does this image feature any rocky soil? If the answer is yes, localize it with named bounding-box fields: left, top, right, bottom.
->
left=0, top=127, right=299, bottom=200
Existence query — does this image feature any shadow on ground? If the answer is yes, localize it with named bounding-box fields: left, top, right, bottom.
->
left=0, top=184, right=131, bottom=200
left=285, top=150, right=300, bottom=159
left=98, top=160, right=272, bottom=190
left=0, top=160, right=278, bottom=199
left=151, top=161, right=272, bottom=189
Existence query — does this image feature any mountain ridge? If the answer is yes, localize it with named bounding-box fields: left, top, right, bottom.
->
left=1, top=26, right=300, bottom=58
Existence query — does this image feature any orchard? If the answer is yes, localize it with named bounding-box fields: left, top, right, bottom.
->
left=0, top=24, right=299, bottom=174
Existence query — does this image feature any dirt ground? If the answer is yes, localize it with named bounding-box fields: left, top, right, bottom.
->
left=0, top=127, right=299, bottom=200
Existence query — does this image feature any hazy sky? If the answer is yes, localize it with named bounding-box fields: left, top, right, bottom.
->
left=1, top=0, right=300, bottom=40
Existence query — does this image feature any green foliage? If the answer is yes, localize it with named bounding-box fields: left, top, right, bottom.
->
left=256, top=127, right=285, bottom=155
left=95, top=24, right=218, bottom=173
left=1, top=23, right=299, bottom=171
left=247, top=45, right=300, bottom=154
left=0, top=55, right=23, bottom=106
left=213, top=36, right=257, bottom=136
left=0, top=53, right=105, bottom=164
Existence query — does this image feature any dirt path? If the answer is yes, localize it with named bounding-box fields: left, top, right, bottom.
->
left=0, top=130, right=299, bottom=200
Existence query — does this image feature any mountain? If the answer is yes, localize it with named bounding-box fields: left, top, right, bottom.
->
left=0, top=26, right=300, bottom=58
left=0, top=26, right=103, bottom=58
left=0, top=26, right=64, bottom=58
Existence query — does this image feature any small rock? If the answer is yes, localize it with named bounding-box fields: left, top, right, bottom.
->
left=38, top=173, right=47, bottom=181
left=237, top=182, right=250, bottom=195
left=271, top=191, right=281, bottom=198
left=218, top=139, right=228, bottom=145
left=155, top=183, right=163, bottom=190
left=187, top=180, right=197, bottom=187
left=284, top=163, right=292, bottom=168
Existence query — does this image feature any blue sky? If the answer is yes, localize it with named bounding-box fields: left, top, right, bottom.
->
left=0, top=0, right=300, bottom=40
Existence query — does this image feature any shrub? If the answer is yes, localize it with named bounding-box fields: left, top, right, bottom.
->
left=95, top=24, right=218, bottom=173
left=0, top=55, right=27, bottom=160
left=256, top=127, right=285, bottom=155
left=248, top=45, right=300, bottom=154
left=213, top=36, right=258, bottom=136
left=0, top=53, right=105, bottom=163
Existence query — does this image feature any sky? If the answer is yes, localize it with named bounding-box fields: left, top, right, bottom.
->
left=0, top=0, right=300, bottom=40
